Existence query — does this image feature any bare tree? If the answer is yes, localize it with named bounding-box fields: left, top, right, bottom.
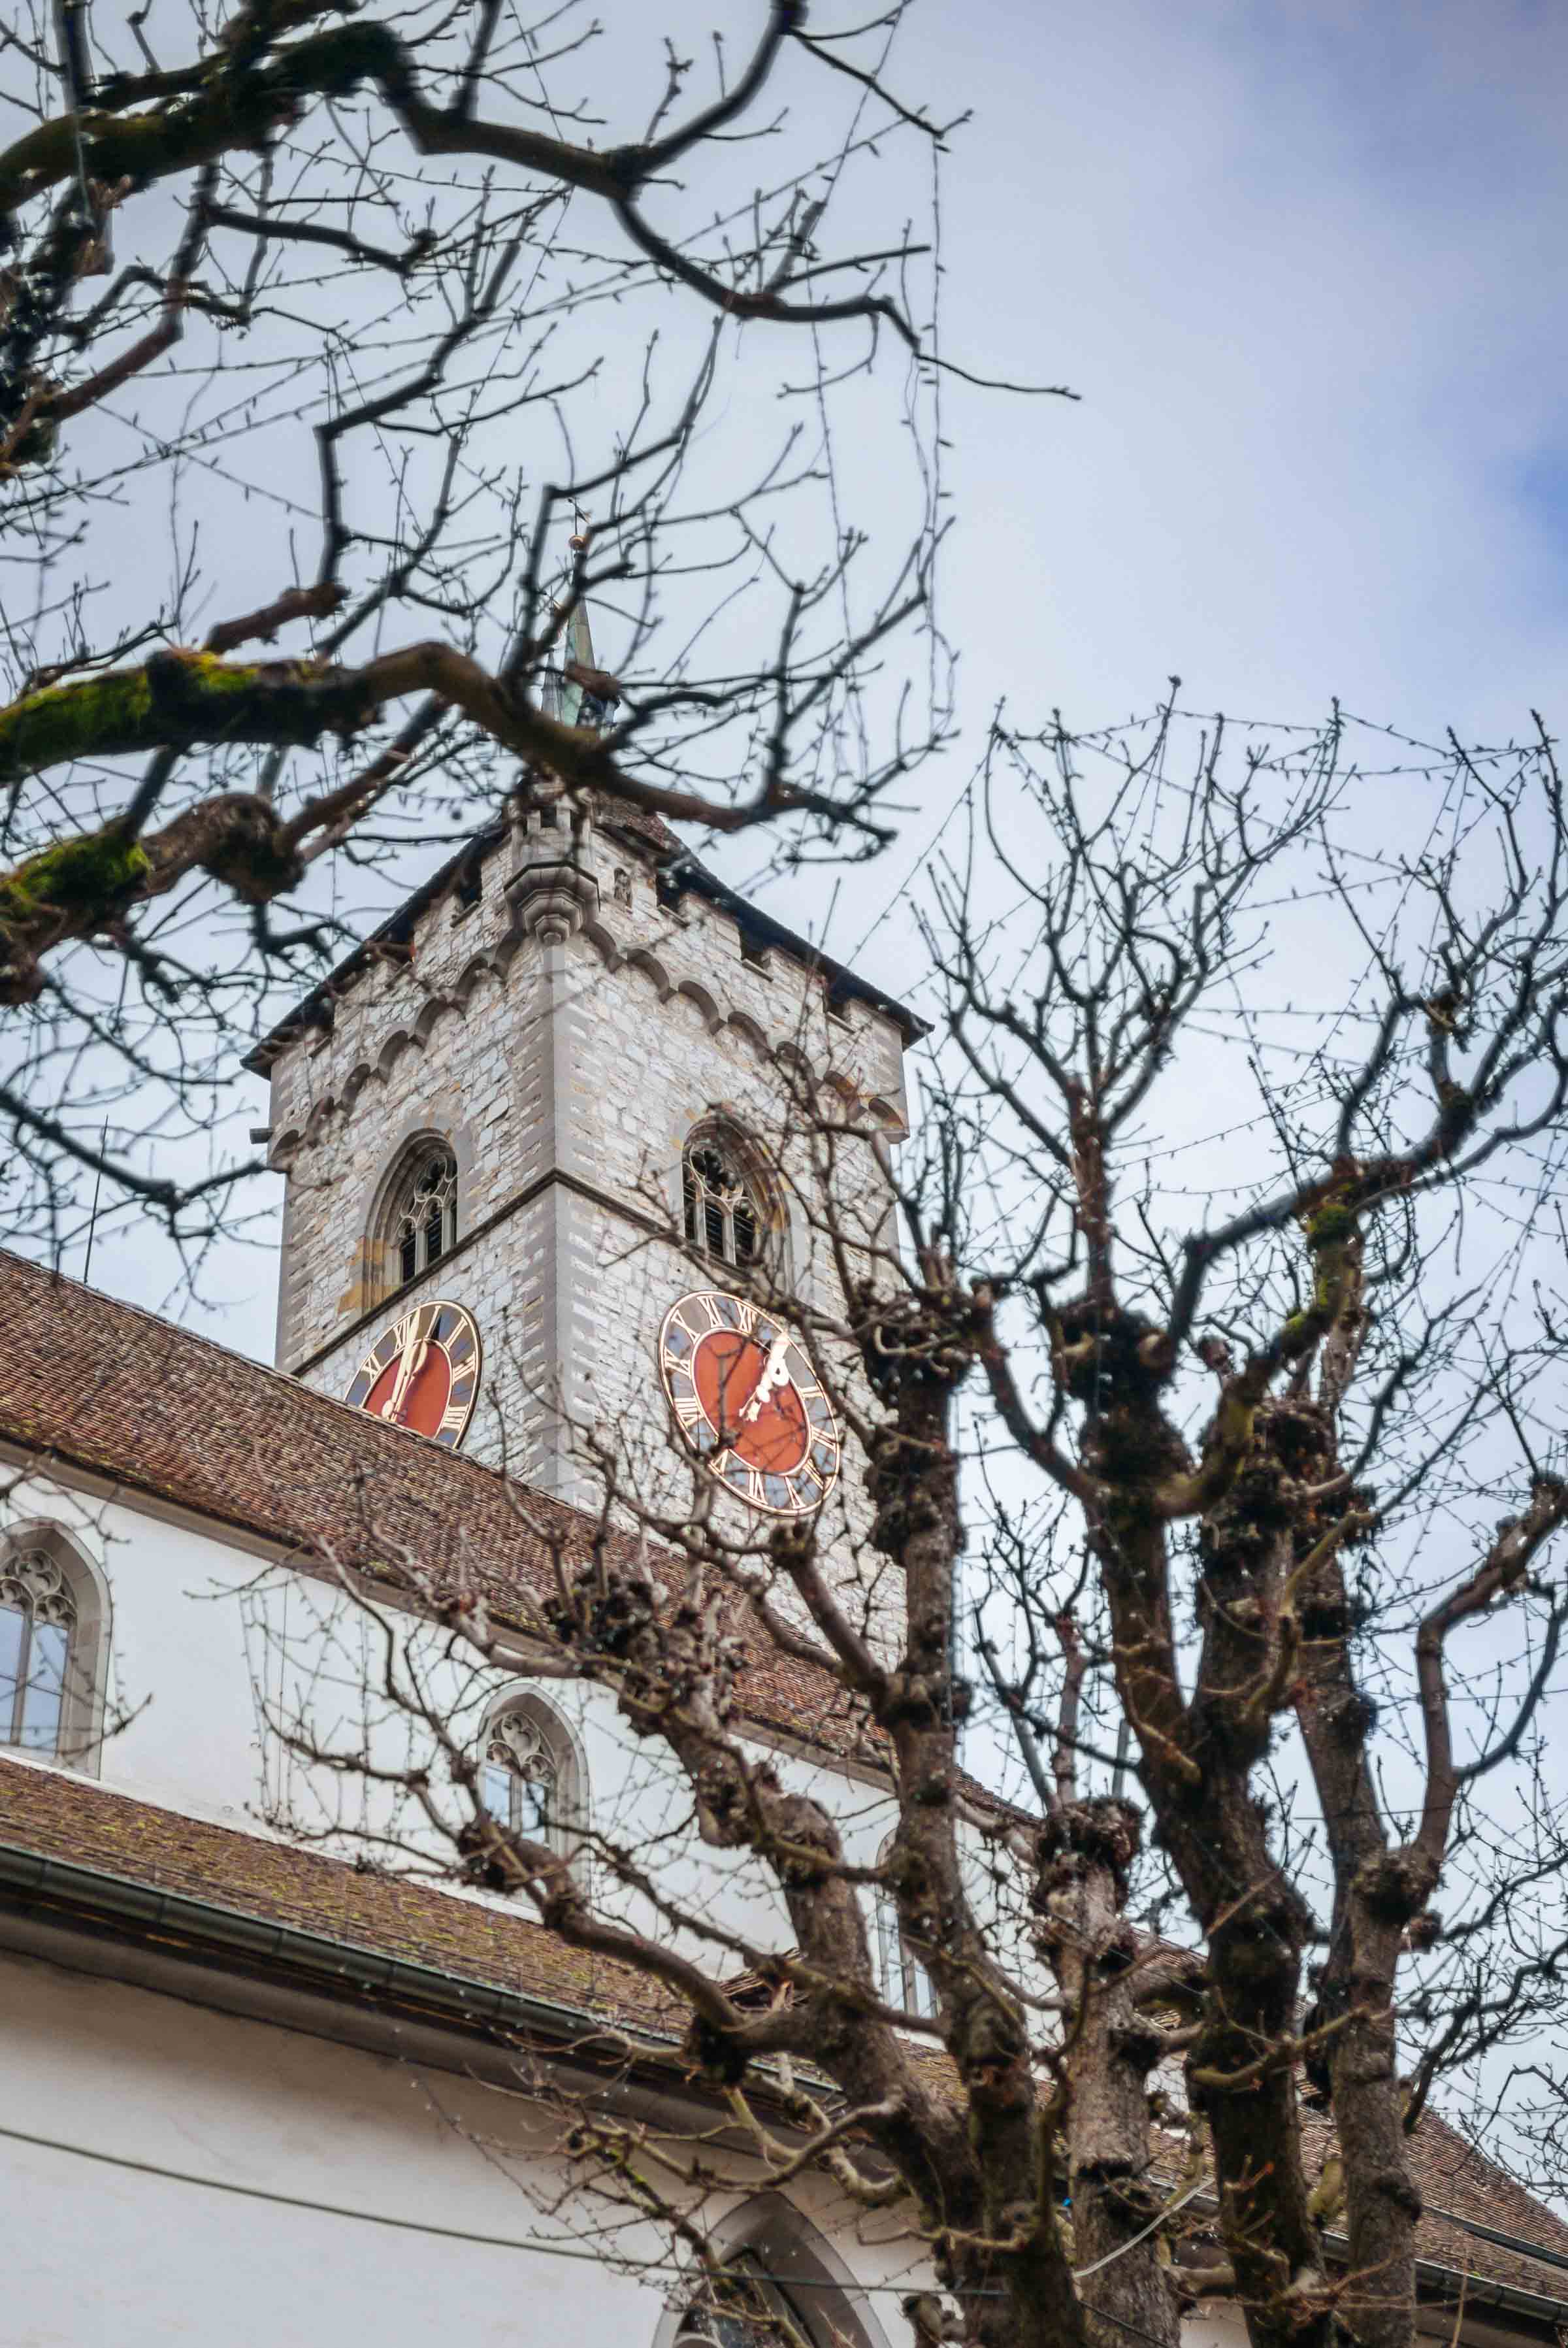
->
left=251, top=708, right=1568, bottom=2348
left=0, top=0, right=1011, bottom=1261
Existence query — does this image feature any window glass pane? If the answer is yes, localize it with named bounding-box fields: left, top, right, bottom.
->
left=692, top=2256, right=815, bottom=2348
left=909, top=1953, right=938, bottom=2019
left=874, top=1891, right=900, bottom=2000
left=0, top=1603, right=25, bottom=1744
left=391, top=1151, right=457, bottom=1291
left=19, top=1618, right=68, bottom=1751
left=516, top=1772, right=551, bottom=1837
left=480, top=1760, right=514, bottom=1819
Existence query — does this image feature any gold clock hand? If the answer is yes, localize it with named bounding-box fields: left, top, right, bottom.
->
left=738, top=1334, right=792, bottom=1425
left=383, top=1315, right=427, bottom=1420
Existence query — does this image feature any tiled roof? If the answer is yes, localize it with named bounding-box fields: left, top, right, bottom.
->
left=5, top=1253, right=1565, bottom=2304
left=1300, top=2106, right=1568, bottom=2303
left=0, top=1754, right=678, bottom=2032
left=0, top=1249, right=874, bottom=1764
left=3, top=1759, right=1565, bottom=2312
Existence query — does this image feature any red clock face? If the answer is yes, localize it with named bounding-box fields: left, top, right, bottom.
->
left=346, top=1299, right=482, bottom=1449
left=658, top=1290, right=841, bottom=1516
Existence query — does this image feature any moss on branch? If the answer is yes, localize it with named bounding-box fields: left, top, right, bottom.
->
left=0, top=24, right=408, bottom=218
left=0, top=648, right=384, bottom=783
left=0, top=833, right=151, bottom=931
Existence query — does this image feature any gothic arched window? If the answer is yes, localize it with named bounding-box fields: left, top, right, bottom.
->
left=666, top=2194, right=882, bottom=2348
left=387, top=1146, right=457, bottom=1291
left=479, top=1694, right=583, bottom=1862
left=1, top=1547, right=76, bottom=1755
left=0, top=1530, right=108, bottom=1770
left=683, top=1132, right=769, bottom=1272
left=678, top=2254, right=820, bottom=2348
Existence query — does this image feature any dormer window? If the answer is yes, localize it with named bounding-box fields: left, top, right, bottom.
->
left=683, top=1136, right=764, bottom=1271
left=391, top=1148, right=457, bottom=1289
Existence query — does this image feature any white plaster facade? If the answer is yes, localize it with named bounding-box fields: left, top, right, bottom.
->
left=3, top=1449, right=1548, bottom=2347
left=0, top=1447, right=939, bottom=2348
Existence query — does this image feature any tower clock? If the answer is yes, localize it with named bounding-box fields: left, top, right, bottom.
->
left=658, top=1289, right=841, bottom=1517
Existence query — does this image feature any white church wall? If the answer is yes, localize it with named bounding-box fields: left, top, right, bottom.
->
left=0, top=1945, right=909, bottom=2348
left=1, top=1465, right=1004, bottom=2004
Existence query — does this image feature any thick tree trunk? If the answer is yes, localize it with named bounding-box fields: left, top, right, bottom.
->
left=1037, top=1799, right=1183, bottom=2348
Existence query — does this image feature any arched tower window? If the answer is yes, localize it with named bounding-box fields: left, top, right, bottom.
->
left=387, top=1145, right=458, bottom=1291
left=479, top=1692, right=584, bottom=1863
left=0, top=1529, right=109, bottom=1770
left=683, top=1131, right=770, bottom=1272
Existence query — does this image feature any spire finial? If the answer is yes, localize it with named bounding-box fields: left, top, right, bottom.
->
left=546, top=514, right=621, bottom=735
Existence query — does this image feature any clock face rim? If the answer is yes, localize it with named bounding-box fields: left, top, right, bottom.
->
left=657, top=1287, right=841, bottom=1517
left=345, top=1296, right=483, bottom=1451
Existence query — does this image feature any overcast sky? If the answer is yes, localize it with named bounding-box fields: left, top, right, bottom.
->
left=64, top=0, right=1568, bottom=1353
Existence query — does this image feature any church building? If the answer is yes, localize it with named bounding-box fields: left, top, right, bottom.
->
left=4, top=659, right=1568, bottom=2346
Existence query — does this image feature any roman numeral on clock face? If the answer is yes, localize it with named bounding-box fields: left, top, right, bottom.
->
left=346, top=1299, right=482, bottom=1450
left=658, top=1290, right=841, bottom=1516
left=391, top=1302, right=433, bottom=1352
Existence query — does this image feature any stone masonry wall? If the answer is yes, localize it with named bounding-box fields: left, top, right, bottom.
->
left=261, top=804, right=910, bottom=1619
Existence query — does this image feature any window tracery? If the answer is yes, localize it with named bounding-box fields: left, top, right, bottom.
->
left=683, top=1134, right=767, bottom=1271
left=387, top=1146, right=458, bottom=1290
left=1, top=1547, right=78, bottom=1757
left=479, top=1695, right=581, bottom=1861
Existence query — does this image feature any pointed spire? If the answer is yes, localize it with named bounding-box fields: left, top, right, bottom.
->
left=544, top=521, right=622, bottom=735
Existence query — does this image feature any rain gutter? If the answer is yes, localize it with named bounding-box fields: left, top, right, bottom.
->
left=0, top=1836, right=677, bottom=2059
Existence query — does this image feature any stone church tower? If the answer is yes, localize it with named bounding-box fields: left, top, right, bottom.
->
left=249, top=637, right=916, bottom=1539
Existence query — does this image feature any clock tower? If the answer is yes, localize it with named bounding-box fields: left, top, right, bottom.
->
left=249, top=664, right=916, bottom=1551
